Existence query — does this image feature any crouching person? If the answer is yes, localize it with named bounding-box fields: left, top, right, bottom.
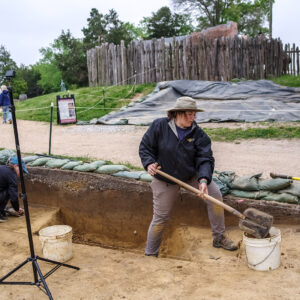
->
left=0, top=156, right=27, bottom=222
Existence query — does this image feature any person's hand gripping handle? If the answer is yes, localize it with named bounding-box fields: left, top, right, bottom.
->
left=147, top=162, right=161, bottom=176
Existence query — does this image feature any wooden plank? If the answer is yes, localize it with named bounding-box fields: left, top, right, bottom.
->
left=161, top=38, right=166, bottom=81
left=120, top=40, right=126, bottom=85
left=203, top=37, right=208, bottom=81
left=116, top=44, right=121, bottom=85
left=293, top=43, right=296, bottom=75
left=296, top=47, right=300, bottom=75
left=96, top=46, right=102, bottom=86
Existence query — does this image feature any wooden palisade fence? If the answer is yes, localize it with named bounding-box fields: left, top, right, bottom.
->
left=284, top=44, right=300, bottom=75
left=87, top=35, right=293, bottom=87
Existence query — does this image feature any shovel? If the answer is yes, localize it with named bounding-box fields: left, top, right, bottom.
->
left=270, top=172, right=300, bottom=181
left=155, top=169, right=273, bottom=239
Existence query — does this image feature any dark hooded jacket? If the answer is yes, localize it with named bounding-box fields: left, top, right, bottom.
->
left=139, top=117, right=215, bottom=184
left=0, top=90, right=11, bottom=106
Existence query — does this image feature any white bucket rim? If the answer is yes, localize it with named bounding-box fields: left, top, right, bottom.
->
left=39, top=225, right=72, bottom=240
left=243, top=227, right=281, bottom=246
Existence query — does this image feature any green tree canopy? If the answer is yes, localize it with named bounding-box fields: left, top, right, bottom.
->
left=82, top=8, right=139, bottom=48
left=16, top=65, right=42, bottom=98
left=141, top=6, right=194, bottom=39
left=52, top=30, right=88, bottom=87
left=0, top=45, right=17, bottom=83
left=172, top=0, right=273, bottom=37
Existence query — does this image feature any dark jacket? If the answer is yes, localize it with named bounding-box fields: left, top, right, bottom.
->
left=0, top=90, right=11, bottom=106
left=0, top=166, right=19, bottom=211
left=139, top=117, right=215, bottom=184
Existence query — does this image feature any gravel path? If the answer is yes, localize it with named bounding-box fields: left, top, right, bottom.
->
left=1, top=119, right=300, bottom=178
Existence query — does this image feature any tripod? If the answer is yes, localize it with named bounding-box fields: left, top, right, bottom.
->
left=0, top=77, right=80, bottom=299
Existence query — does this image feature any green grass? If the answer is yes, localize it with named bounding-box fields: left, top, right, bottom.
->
left=269, top=74, right=300, bottom=87
left=12, top=83, right=156, bottom=122
left=204, top=126, right=300, bottom=141
left=4, top=75, right=299, bottom=123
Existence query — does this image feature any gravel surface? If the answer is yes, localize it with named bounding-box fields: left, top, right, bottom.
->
left=1, top=119, right=300, bottom=178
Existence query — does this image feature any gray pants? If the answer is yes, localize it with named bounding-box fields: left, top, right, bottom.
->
left=145, top=177, right=225, bottom=256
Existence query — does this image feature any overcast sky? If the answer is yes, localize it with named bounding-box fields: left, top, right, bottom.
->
left=0, top=0, right=299, bottom=66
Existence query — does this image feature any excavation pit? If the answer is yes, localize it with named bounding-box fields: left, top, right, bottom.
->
left=24, top=168, right=300, bottom=259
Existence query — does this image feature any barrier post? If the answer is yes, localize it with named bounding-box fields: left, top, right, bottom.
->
left=49, top=102, right=53, bottom=155
left=102, top=87, right=106, bottom=108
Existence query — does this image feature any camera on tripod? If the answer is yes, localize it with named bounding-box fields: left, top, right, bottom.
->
left=5, top=70, right=16, bottom=79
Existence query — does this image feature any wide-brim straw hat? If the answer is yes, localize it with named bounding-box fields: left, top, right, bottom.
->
left=168, top=96, right=204, bottom=112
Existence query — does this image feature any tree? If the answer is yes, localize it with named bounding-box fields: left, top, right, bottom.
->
left=16, top=65, right=42, bottom=98
left=35, top=47, right=62, bottom=94
left=52, top=30, right=88, bottom=87
left=172, top=0, right=273, bottom=37
left=141, top=6, right=194, bottom=39
left=34, top=63, right=61, bottom=95
left=0, top=45, right=17, bottom=83
left=82, top=8, right=142, bottom=48
left=82, top=8, right=108, bottom=50
left=104, top=10, right=138, bottom=45
left=10, top=78, right=28, bottom=99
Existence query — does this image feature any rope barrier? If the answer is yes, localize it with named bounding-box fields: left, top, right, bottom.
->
left=5, top=107, right=300, bottom=113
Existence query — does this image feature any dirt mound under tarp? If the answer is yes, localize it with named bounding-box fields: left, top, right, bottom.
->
left=98, top=80, right=300, bottom=125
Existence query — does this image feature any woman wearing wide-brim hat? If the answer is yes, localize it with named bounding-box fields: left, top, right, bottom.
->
left=139, top=96, right=237, bottom=257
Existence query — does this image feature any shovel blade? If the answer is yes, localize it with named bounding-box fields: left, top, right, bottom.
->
left=239, top=208, right=273, bottom=239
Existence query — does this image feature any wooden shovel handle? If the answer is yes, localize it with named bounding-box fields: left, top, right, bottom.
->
left=155, top=169, right=245, bottom=220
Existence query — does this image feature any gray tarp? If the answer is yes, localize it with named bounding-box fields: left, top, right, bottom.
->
left=98, top=80, right=300, bottom=125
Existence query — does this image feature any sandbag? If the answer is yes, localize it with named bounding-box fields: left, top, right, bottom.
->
left=73, top=161, right=105, bottom=172
left=258, top=178, right=292, bottom=191
left=263, top=193, right=299, bottom=204
left=23, top=155, right=39, bottom=163
left=45, top=159, right=70, bottom=169
left=278, top=181, right=300, bottom=197
left=214, top=170, right=236, bottom=187
left=61, top=161, right=83, bottom=170
left=28, top=157, right=52, bottom=166
left=112, top=171, right=144, bottom=179
left=230, top=189, right=299, bottom=204
left=139, top=173, right=153, bottom=182
left=0, top=149, right=15, bottom=165
left=95, top=165, right=129, bottom=174
left=229, top=190, right=270, bottom=199
left=213, top=176, right=230, bottom=196
left=230, top=173, right=262, bottom=191
left=90, top=160, right=106, bottom=168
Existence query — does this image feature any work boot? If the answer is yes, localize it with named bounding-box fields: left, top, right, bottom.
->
left=213, top=235, right=238, bottom=251
left=0, top=213, right=8, bottom=223
left=5, top=207, right=20, bottom=217
left=145, top=253, right=158, bottom=258
left=8, top=120, right=12, bottom=124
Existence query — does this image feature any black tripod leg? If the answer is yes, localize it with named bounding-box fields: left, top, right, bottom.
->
left=33, top=260, right=53, bottom=300
left=0, top=258, right=30, bottom=282
left=37, top=256, right=80, bottom=270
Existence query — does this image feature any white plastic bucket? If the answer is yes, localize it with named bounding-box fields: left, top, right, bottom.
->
left=243, top=227, right=281, bottom=271
left=39, top=225, right=73, bottom=262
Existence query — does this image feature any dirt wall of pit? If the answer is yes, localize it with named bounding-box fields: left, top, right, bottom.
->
left=24, top=167, right=300, bottom=249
